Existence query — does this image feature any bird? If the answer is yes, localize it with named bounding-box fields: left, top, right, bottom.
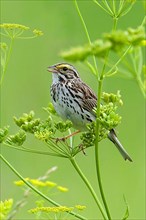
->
left=48, top=62, right=132, bottom=162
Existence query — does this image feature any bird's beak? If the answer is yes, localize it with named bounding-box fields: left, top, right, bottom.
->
left=47, top=65, right=58, bottom=73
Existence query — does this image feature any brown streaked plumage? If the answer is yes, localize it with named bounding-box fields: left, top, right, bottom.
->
left=48, top=62, right=132, bottom=162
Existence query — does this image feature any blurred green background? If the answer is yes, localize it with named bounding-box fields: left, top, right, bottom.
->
left=1, top=1, right=145, bottom=219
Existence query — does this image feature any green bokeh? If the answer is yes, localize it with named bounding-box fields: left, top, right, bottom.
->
left=1, top=1, right=145, bottom=219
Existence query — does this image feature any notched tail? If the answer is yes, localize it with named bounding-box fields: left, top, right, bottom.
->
left=108, top=129, right=133, bottom=162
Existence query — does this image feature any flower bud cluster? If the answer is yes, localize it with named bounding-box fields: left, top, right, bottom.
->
left=104, top=26, right=145, bottom=51
left=101, top=90, right=123, bottom=105
left=80, top=92, right=122, bottom=148
left=33, top=29, right=43, bottom=36
left=80, top=122, right=96, bottom=148
left=14, top=111, right=40, bottom=134
left=34, top=117, right=55, bottom=142
left=0, top=23, right=43, bottom=39
left=2, top=110, right=73, bottom=147
left=99, top=103, right=121, bottom=130
left=54, top=120, right=73, bottom=132
left=1, top=91, right=122, bottom=155
left=29, top=204, right=86, bottom=214
left=14, top=177, right=68, bottom=192
left=0, top=126, right=9, bottom=143
left=0, top=23, right=29, bottom=30
left=5, top=130, right=26, bottom=146
left=0, top=199, right=13, bottom=219
left=60, top=26, right=145, bottom=61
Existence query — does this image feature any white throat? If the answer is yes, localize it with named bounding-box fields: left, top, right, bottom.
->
left=52, top=73, right=59, bottom=84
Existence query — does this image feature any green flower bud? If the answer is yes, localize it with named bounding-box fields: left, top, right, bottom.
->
left=102, top=91, right=123, bottom=106
left=14, top=111, right=40, bottom=133
left=60, top=46, right=91, bottom=61
left=6, top=130, right=26, bottom=146
left=127, top=26, right=145, bottom=45
left=44, top=103, right=57, bottom=115
left=0, top=127, right=9, bottom=143
left=34, top=130, right=53, bottom=142
left=91, top=40, right=112, bottom=57
left=55, top=120, right=73, bottom=132
left=33, top=29, right=43, bottom=36
left=0, top=23, right=29, bottom=30
left=0, top=199, right=13, bottom=219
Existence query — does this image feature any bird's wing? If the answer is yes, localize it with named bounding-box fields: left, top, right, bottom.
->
left=72, top=79, right=97, bottom=114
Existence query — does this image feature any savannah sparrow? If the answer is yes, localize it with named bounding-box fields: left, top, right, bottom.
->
left=48, top=63, right=132, bottom=162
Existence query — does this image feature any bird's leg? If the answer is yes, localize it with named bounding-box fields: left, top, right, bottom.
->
left=55, top=130, right=80, bottom=142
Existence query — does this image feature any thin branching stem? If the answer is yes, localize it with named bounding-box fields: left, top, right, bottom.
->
left=0, top=37, right=14, bottom=86
left=106, top=45, right=132, bottom=75
left=93, top=0, right=112, bottom=16
left=46, top=140, right=69, bottom=156
left=95, top=51, right=112, bottom=220
left=0, top=154, right=87, bottom=220
left=112, top=17, right=118, bottom=31
left=129, top=51, right=146, bottom=98
left=4, top=143, right=68, bottom=158
left=117, top=0, right=125, bottom=16
left=70, top=157, right=108, bottom=220
left=74, top=0, right=98, bottom=76
left=103, top=0, right=113, bottom=15
left=112, top=0, right=116, bottom=15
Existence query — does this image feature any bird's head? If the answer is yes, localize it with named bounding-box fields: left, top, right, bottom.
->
left=48, top=63, right=79, bottom=83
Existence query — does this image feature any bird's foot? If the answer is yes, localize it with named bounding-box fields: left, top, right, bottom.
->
left=54, top=130, right=80, bottom=143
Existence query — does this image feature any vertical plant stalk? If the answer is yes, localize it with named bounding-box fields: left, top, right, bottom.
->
left=95, top=51, right=112, bottom=220
left=70, top=157, right=108, bottom=220
left=94, top=14, right=130, bottom=219
left=94, top=44, right=133, bottom=220
left=0, top=154, right=87, bottom=220
left=112, top=17, right=118, bottom=31
left=136, top=77, right=145, bottom=98
left=74, top=0, right=98, bottom=76
left=74, top=1, right=111, bottom=218
left=0, top=37, right=14, bottom=86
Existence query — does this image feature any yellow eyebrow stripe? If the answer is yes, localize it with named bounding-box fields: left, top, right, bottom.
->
left=57, top=64, right=70, bottom=69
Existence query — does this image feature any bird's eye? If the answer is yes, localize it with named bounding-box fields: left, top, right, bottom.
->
left=62, top=66, right=68, bottom=71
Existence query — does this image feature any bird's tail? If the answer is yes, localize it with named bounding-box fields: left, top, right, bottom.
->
left=108, top=129, right=133, bottom=162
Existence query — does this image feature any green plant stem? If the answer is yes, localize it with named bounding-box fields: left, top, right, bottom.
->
left=95, top=52, right=112, bottom=220
left=106, top=45, right=132, bottom=75
left=0, top=37, right=14, bottom=86
left=94, top=29, right=132, bottom=220
left=103, top=0, right=113, bottom=15
left=70, top=157, right=108, bottom=220
left=117, top=0, right=125, bottom=16
left=113, top=17, right=118, bottom=31
left=137, top=78, right=146, bottom=98
left=4, top=143, right=68, bottom=158
left=74, top=0, right=98, bottom=76
left=93, top=0, right=112, bottom=16
left=0, top=154, right=87, bottom=220
left=129, top=49, right=146, bottom=98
